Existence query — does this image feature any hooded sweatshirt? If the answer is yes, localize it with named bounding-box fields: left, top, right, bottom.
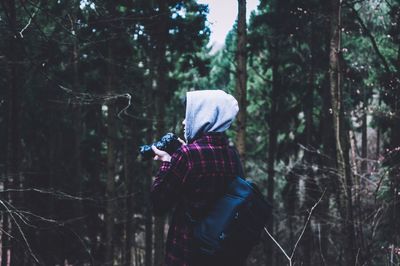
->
left=184, top=90, right=239, bottom=142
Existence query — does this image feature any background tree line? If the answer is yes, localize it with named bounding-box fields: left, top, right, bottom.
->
left=0, top=0, right=399, bottom=265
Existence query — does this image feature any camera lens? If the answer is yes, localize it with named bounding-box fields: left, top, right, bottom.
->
left=139, top=145, right=154, bottom=160
left=139, top=133, right=181, bottom=161
left=155, top=140, right=166, bottom=150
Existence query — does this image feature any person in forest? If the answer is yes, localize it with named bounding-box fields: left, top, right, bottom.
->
left=151, top=89, right=246, bottom=266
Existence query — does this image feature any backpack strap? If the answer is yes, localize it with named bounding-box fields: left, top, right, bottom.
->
left=185, top=146, right=244, bottom=224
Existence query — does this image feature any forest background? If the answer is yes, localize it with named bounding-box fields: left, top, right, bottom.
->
left=0, top=0, right=399, bottom=265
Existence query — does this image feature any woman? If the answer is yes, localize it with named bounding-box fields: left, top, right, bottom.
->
left=151, top=90, right=246, bottom=266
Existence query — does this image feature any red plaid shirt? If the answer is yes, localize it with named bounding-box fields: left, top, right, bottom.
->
left=151, top=132, right=242, bottom=266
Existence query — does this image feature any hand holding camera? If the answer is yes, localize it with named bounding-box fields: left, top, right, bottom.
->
left=151, top=146, right=172, bottom=162
left=139, top=133, right=185, bottom=161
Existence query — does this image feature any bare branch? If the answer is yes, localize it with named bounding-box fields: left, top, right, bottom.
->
left=290, top=190, right=326, bottom=259
left=264, top=227, right=291, bottom=262
left=19, top=7, right=39, bottom=38
left=0, top=187, right=139, bottom=203
left=0, top=199, right=40, bottom=264
left=264, top=190, right=326, bottom=266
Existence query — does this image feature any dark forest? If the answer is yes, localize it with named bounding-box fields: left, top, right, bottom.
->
left=0, top=0, right=399, bottom=265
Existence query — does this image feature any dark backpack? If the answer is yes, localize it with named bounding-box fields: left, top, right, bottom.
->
left=189, top=175, right=272, bottom=257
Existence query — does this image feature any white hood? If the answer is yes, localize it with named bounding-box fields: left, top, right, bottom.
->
left=184, top=90, right=239, bottom=142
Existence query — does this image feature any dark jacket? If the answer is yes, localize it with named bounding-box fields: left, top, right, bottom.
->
left=151, top=133, right=244, bottom=266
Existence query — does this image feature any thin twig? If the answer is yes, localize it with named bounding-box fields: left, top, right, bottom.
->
left=117, top=93, right=133, bottom=119
left=58, top=84, right=134, bottom=118
left=264, top=227, right=291, bottom=261
left=291, top=190, right=326, bottom=259
left=19, top=7, right=39, bottom=38
left=264, top=190, right=326, bottom=265
left=317, top=223, right=327, bottom=266
left=0, top=223, right=14, bottom=239
left=0, top=199, right=40, bottom=264
left=0, top=187, right=139, bottom=203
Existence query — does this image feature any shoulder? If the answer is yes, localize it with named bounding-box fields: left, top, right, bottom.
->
left=173, top=143, right=206, bottom=165
left=174, top=143, right=198, bottom=158
left=170, top=144, right=198, bottom=164
left=180, top=141, right=210, bottom=155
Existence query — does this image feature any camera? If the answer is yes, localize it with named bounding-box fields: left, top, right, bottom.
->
left=139, top=133, right=182, bottom=160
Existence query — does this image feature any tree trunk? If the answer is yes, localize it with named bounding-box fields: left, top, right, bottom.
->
left=144, top=75, right=155, bottom=266
left=316, top=19, right=337, bottom=265
left=3, top=0, right=24, bottom=264
left=361, top=88, right=367, bottom=175
left=153, top=2, right=169, bottom=265
left=319, top=74, right=336, bottom=265
left=355, top=85, right=368, bottom=262
left=124, top=120, right=136, bottom=266
left=389, top=122, right=400, bottom=261
left=71, top=2, right=84, bottom=250
left=376, top=93, right=381, bottom=159
left=105, top=41, right=116, bottom=266
left=86, top=106, right=102, bottom=264
left=329, top=1, right=356, bottom=265
left=388, top=37, right=400, bottom=260
left=236, top=0, right=247, bottom=168
left=144, top=141, right=153, bottom=266
left=388, top=23, right=400, bottom=261
left=265, top=49, right=279, bottom=266
left=301, top=22, right=316, bottom=264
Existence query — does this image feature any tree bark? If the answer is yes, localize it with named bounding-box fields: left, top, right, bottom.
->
left=86, top=106, right=102, bottom=264
left=144, top=69, right=155, bottom=266
left=236, top=0, right=247, bottom=169
left=319, top=74, right=336, bottom=266
left=124, top=120, right=136, bottom=266
left=144, top=132, right=153, bottom=266
left=301, top=21, right=316, bottom=264
left=71, top=2, right=84, bottom=251
left=265, top=46, right=279, bottom=266
left=376, top=93, right=381, bottom=159
left=356, top=85, right=368, bottom=261
left=361, top=88, right=368, bottom=175
left=105, top=40, right=117, bottom=266
left=391, top=40, right=400, bottom=256
left=3, top=0, right=24, bottom=264
left=329, top=1, right=356, bottom=265
left=389, top=122, right=400, bottom=261
left=153, top=2, right=169, bottom=265
left=315, top=15, right=338, bottom=264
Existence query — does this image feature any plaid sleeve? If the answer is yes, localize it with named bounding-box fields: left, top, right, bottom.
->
left=150, top=149, right=190, bottom=216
